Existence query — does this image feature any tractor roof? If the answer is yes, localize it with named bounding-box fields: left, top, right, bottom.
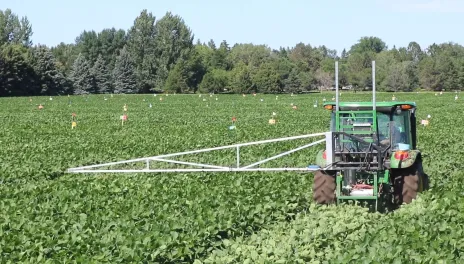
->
left=323, top=101, right=416, bottom=111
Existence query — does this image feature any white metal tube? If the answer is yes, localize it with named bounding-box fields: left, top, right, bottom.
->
left=67, top=157, right=150, bottom=171
left=68, top=168, right=320, bottom=173
left=150, top=158, right=228, bottom=169
left=68, top=132, right=327, bottom=172
left=372, top=61, right=376, bottom=111
left=241, top=139, right=326, bottom=169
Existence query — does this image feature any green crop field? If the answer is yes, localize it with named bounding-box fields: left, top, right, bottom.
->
left=1, top=92, right=464, bottom=263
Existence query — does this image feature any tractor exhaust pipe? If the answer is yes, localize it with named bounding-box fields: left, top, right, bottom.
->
left=372, top=61, right=376, bottom=111
left=335, top=61, right=339, bottom=112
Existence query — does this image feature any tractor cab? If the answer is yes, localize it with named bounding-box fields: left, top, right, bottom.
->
left=325, top=101, right=417, bottom=155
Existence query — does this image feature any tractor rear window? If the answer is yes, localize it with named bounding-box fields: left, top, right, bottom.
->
left=377, top=112, right=390, bottom=137
left=391, top=111, right=411, bottom=149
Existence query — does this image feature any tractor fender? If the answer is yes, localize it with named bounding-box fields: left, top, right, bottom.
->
left=316, top=149, right=326, bottom=168
left=390, top=150, right=421, bottom=169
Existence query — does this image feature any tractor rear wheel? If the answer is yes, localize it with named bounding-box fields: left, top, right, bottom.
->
left=393, top=161, right=427, bottom=205
left=422, top=171, right=430, bottom=191
left=313, top=171, right=336, bottom=204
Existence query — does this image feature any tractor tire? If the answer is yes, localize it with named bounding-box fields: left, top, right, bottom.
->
left=422, top=172, right=430, bottom=191
left=313, top=171, right=336, bottom=204
left=393, top=161, right=427, bottom=205
left=421, top=166, right=430, bottom=191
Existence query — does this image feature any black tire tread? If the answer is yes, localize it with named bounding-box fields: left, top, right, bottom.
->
left=313, top=171, right=336, bottom=204
left=393, top=161, right=427, bottom=205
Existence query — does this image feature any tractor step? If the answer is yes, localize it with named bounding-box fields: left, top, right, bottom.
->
left=337, top=196, right=378, bottom=200
left=335, top=151, right=380, bottom=154
left=336, top=162, right=379, bottom=165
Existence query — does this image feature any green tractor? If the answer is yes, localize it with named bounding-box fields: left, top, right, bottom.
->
left=313, top=62, right=429, bottom=211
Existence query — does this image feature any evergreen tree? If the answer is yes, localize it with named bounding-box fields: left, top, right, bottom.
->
left=0, top=44, right=36, bottom=96
left=92, top=54, right=112, bottom=93
left=32, top=45, right=67, bottom=95
left=341, top=49, right=347, bottom=59
left=69, top=53, right=95, bottom=94
left=113, top=46, right=137, bottom=93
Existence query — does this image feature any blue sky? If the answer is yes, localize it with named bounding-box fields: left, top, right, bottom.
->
left=2, top=0, right=463, bottom=55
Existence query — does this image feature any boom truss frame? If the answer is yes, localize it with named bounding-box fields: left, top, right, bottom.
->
left=67, top=132, right=332, bottom=173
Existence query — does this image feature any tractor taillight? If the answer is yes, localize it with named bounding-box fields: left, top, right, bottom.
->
left=394, top=151, right=409, bottom=160
left=400, top=104, right=413, bottom=110
left=322, top=150, right=327, bottom=159
left=324, top=105, right=333, bottom=110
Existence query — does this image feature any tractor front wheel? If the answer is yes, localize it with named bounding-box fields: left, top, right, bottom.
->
left=313, top=171, right=336, bottom=204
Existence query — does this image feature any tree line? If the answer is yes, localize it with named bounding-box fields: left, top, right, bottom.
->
left=1, top=8, right=463, bottom=97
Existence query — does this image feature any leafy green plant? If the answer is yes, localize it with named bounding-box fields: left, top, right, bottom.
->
left=0, top=92, right=461, bottom=262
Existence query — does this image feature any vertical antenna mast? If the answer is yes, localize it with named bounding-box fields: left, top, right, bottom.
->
left=334, top=60, right=340, bottom=153
left=335, top=61, right=339, bottom=112
left=372, top=61, right=376, bottom=111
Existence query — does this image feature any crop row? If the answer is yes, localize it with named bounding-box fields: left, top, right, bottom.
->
left=1, top=170, right=321, bottom=262
left=204, top=190, right=464, bottom=263
left=1, top=94, right=326, bottom=262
